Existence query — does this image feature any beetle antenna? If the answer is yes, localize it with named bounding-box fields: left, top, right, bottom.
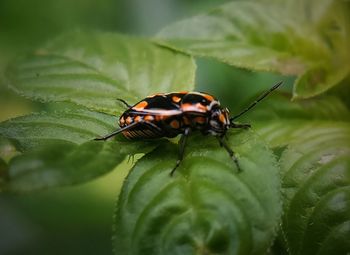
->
left=230, top=81, right=283, bottom=121
left=117, top=98, right=132, bottom=108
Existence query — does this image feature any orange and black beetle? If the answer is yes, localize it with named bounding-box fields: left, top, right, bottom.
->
left=95, top=81, right=283, bottom=175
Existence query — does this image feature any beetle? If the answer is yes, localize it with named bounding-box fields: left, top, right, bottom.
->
left=95, top=81, right=283, bottom=175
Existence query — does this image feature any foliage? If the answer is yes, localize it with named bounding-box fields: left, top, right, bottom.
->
left=156, top=0, right=350, bottom=100
left=0, top=0, right=349, bottom=254
left=0, top=31, right=195, bottom=192
left=114, top=132, right=281, bottom=255
left=7, top=31, right=196, bottom=115
left=250, top=94, right=350, bottom=254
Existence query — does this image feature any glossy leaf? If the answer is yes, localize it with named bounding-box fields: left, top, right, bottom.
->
left=0, top=107, right=156, bottom=192
left=113, top=131, right=281, bottom=255
left=0, top=107, right=117, bottom=151
left=280, top=124, right=350, bottom=254
left=7, top=31, right=196, bottom=115
left=156, top=0, right=350, bottom=99
left=2, top=139, right=153, bottom=193
left=247, top=95, right=350, bottom=254
left=1, top=30, right=196, bottom=192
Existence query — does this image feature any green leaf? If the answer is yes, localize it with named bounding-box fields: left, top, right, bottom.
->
left=0, top=107, right=157, bottom=192
left=242, top=93, right=350, bottom=148
left=156, top=0, right=350, bottom=99
left=1, top=30, right=196, bottom=191
left=113, top=131, right=281, bottom=255
left=247, top=94, right=350, bottom=123
left=280, top=123, right=350, bottom=254
left=7, top=31, right=196, bottom=115
left=247, top=95, right=350, bottom=254
left=0, top=107, right=117, bottom=151
left=0, top=156, right=8, bottom=189
left=2, top=139, right=153, bottom=193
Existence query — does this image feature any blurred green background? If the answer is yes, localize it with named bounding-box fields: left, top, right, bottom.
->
left=0, top=1, right=291, bottom=254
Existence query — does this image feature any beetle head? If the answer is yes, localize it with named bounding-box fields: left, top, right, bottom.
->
left=208, top=107, right=230, bottom=135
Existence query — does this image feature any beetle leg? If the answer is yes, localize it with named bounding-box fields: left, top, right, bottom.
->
left=94, top=122, right=140, bottom=140
left=230, top=122, right=251, bottom=129
left=170, top=128, right=190, bottom=176
left=117, top=98, right=132, bottom=108
left=217, top=137, right=241, bottom=172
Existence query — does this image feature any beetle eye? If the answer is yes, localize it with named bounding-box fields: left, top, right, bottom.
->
left=201, top=99, right=206, bottom=103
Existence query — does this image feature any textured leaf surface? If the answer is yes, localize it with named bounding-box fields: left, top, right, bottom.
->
left=113, top=131, right=281, bottom=255
left=0, top=107, right=117, bottom=151
left=7, top=31, right=196, bottom=115
left=1, top=139, right=152, bottom=193
left=157, top=0, right=350, bottom=99
left=247, top=94, right=350, bottom=147
left=0, top=107, right=155, bottom=192
left=280, top=123, right=350, bottom=254
left=249, top=95, right=350, bottom=254
left=1, top=31, right=196, bottom=192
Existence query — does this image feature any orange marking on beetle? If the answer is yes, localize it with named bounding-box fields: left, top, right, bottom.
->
left=196, top=103, right=207, bottom=111
left=219, top=113, right=226, bottom=123
left=119, top=117, right=125, bottom=126
left=170, top=120, right=180, bottom=129
left=181, top=103, right=191, bottom=109
left=147, top=93, right=164, bottom=98
left=126, top=116, right=133, bottom=125
left=134, top=116, right=142, bottom=122
left=155, top=115, right=163, bottom=121
left=194, top=116, right=206, bottom=124
left=181, top=103, right=194, bottom=111
left=133, top=101, right=148, bottom=110
left=144, top=115, right=154, bottom=121
left=172, top=96, right=181, bottom=103
left=203, top=94, right=214, bottom=101
left=155, top=115, right=170, bottom=121
left=182, top=103, right=207, bottom=112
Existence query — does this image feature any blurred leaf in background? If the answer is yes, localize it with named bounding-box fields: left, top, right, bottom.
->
left=0, top=0, right=123, bottom=121
left=157, top=0, right=350, bottom=100
left=0, top=162, right=130, bottom=255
